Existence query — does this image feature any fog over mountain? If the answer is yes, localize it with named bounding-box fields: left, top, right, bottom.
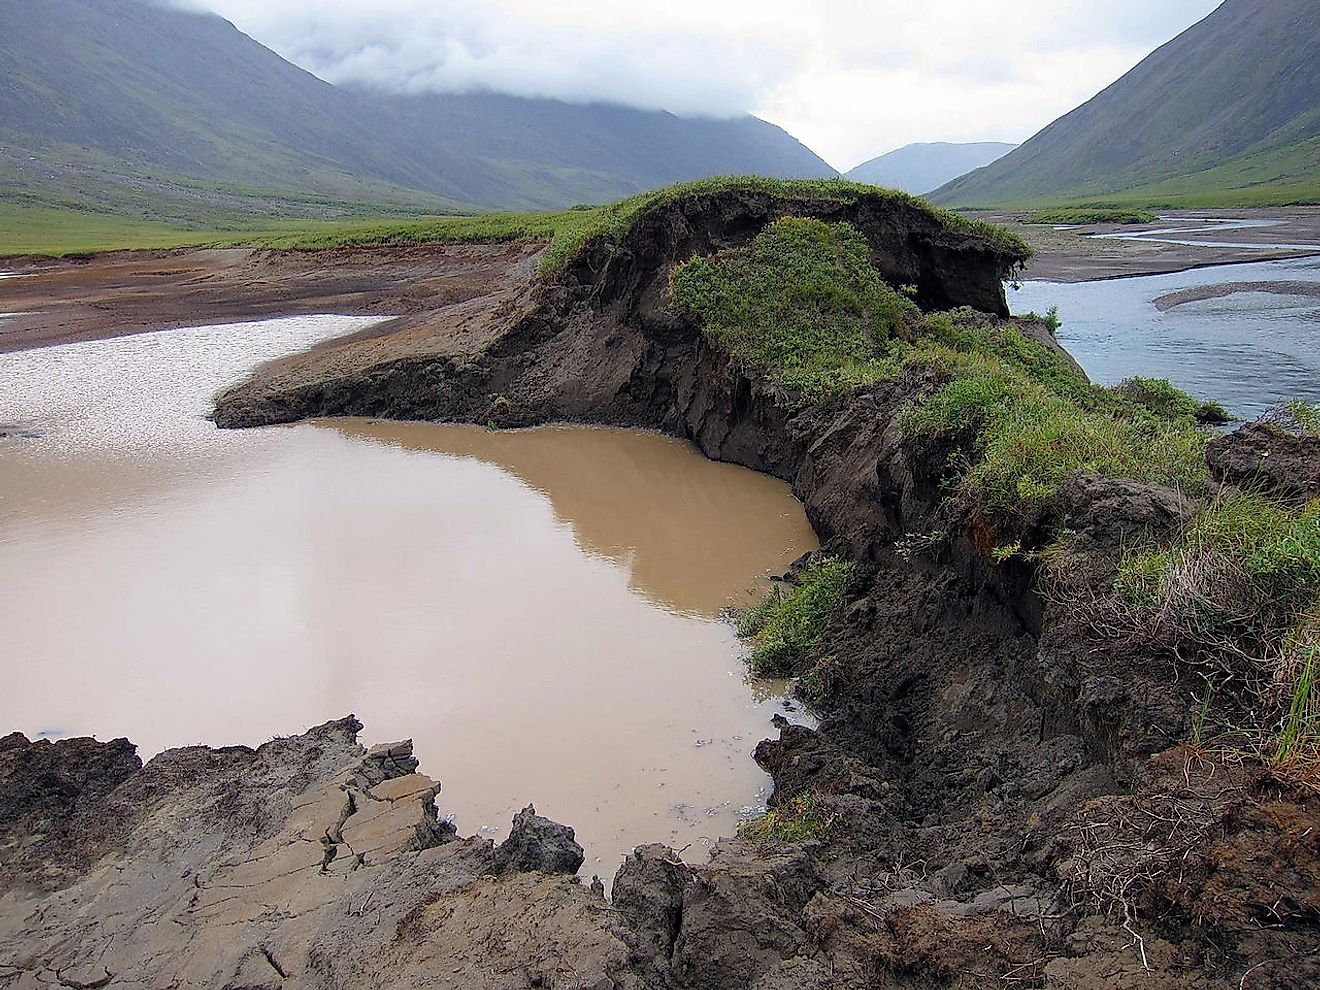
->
left=0, top=0, right=834, bottom=219
left=163, top=0, right=1221, bottom=169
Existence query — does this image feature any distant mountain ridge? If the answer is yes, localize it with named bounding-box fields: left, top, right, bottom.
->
left=933, top=0, right=1320, bottom=207
left=0, top=0, right=836, bottom=219
left=846, top=143, right=1016, bottom=195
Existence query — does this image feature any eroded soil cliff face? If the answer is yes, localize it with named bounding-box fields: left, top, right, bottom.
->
left=4, top=189, right=1315, bottom=988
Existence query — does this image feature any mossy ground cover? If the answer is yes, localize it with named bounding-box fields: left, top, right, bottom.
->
left=671, top=215, right=1215, bottom=513
left=670, top=217, right=916, bottom=399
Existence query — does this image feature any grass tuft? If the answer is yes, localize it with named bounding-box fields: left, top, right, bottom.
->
left=1276, top=621, right=1318, bottom=769
left=738, top=558, right=853, bottom=676
left=1288, top=401, right=1320, bottom=435
left=1112, top=377, right=1231, bottom=424
left=1105, top=494, right=1320, bottom=772
left=1277, top=400, right=1320, bottom=437
left=902, top=355, right=1212, bottom=511
left=738, top=791, right=836, bottom=844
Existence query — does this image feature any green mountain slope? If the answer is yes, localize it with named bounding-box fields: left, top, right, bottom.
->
left=0, top=0, right=836, bottom=220
left=845, top=143, right=1016, bottom=194
left=932, top=0, right=1320, bottom=207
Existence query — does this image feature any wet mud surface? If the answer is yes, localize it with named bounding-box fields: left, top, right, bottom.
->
left=0, top=242, right=538, bottom=353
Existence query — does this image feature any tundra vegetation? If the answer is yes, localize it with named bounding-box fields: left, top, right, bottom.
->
left=699, top=214, right=1317, bottom=785
left=738, top=790, right=836, bottom=844
left=673, top=216, right=1214, bottom=511
left=2, top=176, right=1028, bottom=266
left=735, top=557, right=854, bottom=676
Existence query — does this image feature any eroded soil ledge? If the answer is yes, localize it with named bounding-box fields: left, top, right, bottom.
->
left=3, top=188, right=1316, bottom=989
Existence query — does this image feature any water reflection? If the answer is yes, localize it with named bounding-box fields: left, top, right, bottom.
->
left=324, top=419, right=815, bottom=618
left=0, top=316, right=819, bottom=876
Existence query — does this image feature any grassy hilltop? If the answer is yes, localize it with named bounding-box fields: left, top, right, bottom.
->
left=933, top=0, right=1320, bottom=209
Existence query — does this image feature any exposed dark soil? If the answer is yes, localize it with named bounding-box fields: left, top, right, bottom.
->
left=2, top=188, right=1316, bottom=989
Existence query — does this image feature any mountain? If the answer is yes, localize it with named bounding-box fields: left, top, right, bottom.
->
left=932, top=0, right=1320, bottom=207
left=0, top=0, right=836, bottom=221
left=845, top=143, right=1016, bottom=194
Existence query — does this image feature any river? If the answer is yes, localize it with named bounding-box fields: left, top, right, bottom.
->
left=1010, top=255, right=1320, bottom=418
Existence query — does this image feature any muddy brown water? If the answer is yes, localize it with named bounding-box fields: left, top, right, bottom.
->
left=0, top=315, right=819, bottom=876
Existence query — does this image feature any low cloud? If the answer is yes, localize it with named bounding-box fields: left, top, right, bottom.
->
left=172, top=0, right=1222, bottom=169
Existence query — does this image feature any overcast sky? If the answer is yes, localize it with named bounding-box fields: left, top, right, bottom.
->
left=177, top=0, right=1222, bottom=171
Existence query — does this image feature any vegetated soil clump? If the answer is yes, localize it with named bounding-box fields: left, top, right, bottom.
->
left=3, top=182, right=1316, bottom=989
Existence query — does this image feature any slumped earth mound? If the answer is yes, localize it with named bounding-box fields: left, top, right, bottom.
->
left=4, top=179, right=1317, bottom=989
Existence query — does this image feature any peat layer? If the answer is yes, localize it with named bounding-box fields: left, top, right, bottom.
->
left=3, top=184, right=1316, bottom=989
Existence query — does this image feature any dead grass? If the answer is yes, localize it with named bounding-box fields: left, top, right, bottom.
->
left=1048, top=492, right=1320, bottom=787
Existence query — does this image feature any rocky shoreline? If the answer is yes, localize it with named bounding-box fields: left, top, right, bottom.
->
left=3, top=187, right=1316, bottom=988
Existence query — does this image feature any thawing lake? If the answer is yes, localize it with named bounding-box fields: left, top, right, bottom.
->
left=0, top=315, right=819, bottom=876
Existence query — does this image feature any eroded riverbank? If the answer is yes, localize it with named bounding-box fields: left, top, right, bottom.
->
left=4, top=183, right=1315, bottom=990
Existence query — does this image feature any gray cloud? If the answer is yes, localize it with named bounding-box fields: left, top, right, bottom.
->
left=168, top=0, right=1223, bottom=169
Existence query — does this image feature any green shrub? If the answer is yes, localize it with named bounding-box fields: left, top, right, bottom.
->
left=1112, top=377, right=1231, bottom=424
left=671, top=218, right=915, bottom=399
left=738, top=791, right=835, bottom=844
left=738, top=558, right=853, bottom=676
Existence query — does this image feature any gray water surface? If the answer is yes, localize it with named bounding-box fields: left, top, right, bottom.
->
left=1010, top=257, right=1320, bottom=420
